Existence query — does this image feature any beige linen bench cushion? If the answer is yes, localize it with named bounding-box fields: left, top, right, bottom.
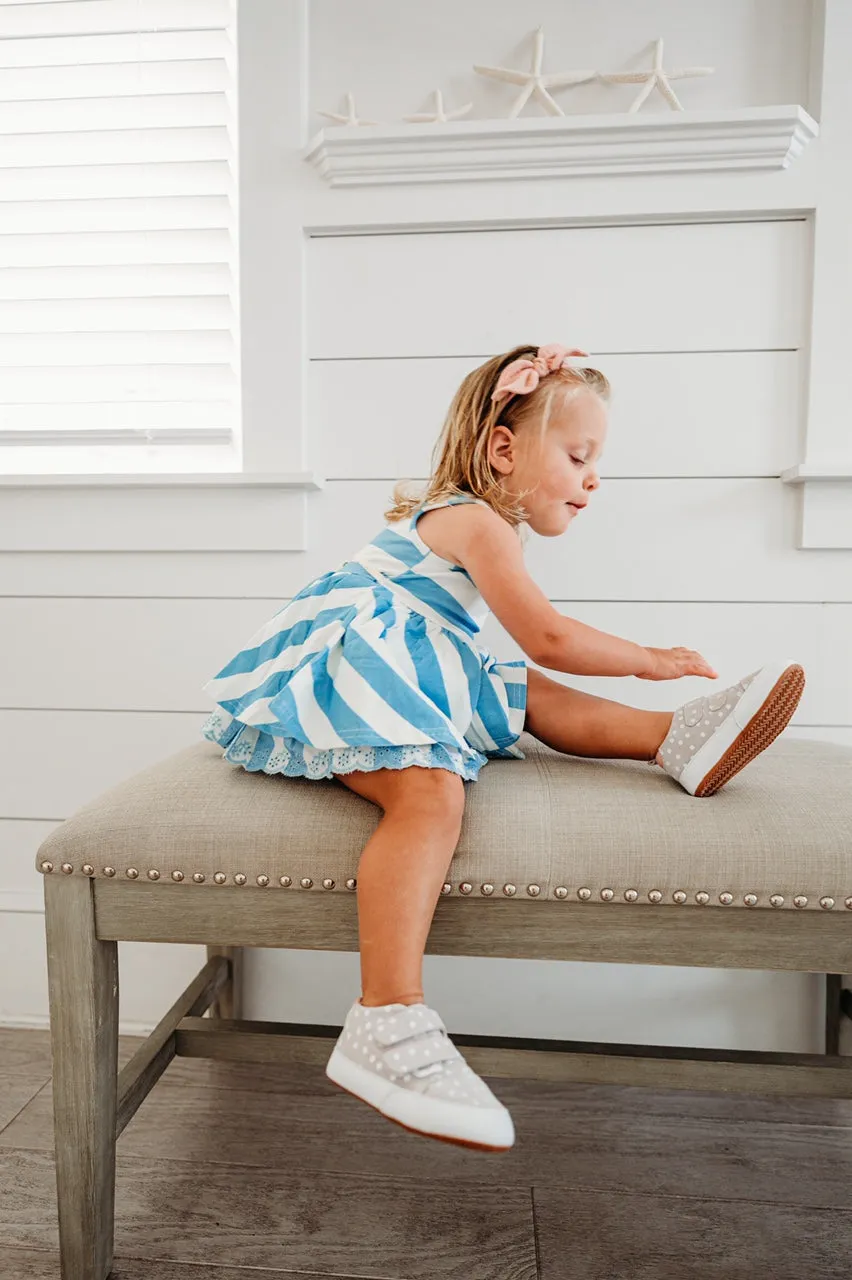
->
left=37, top=732, right=852, bottom=912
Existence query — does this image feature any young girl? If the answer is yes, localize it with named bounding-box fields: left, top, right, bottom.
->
left=200, top=342, right=805, bottom=1154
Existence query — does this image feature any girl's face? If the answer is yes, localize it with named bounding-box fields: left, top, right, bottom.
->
left=488, top=388, right=608, bottom=536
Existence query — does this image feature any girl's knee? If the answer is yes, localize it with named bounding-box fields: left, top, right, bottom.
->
left=386, top=766, right=466, bottom=826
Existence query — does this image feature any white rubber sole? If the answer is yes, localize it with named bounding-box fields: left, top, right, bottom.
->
left=325, top=1044, right=516, bottom=1152
left=678, top=660, right=804, bottom=797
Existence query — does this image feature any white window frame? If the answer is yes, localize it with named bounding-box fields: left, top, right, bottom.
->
left=0, top=0, right=317, bottom=499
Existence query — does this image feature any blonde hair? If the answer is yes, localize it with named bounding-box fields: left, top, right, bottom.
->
left=384, top=344, right=611, bottom=528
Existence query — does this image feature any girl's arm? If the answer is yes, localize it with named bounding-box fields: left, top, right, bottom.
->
left=434, top=504, right=655, bottom=678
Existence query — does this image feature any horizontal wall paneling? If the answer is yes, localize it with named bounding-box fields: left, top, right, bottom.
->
left=311, top=351, right=803, bottom=480
left=307, top=220, right=809, bottom=358
left=0, top=479, right=848, bottom=596
left=0, top=597, right=848, bottom=721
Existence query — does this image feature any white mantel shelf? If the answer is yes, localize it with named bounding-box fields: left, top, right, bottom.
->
left=304, top=105, right=819, bottom=187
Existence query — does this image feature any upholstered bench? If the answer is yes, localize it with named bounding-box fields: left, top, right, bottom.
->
left=36, top=732, right=852, bottom=1279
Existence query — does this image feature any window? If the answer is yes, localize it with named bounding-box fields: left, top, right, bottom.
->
left=0, top=0, right=240, bottom=475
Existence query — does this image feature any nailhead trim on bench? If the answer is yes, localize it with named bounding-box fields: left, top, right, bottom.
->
left=36, top=861, right=852, bottom=910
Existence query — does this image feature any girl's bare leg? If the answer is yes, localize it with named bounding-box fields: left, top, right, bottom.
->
left=524, top=667, right=674, bottom=764
left=332, top=670, right=671, bottom=1008
left=331, top=765, right=466, bottom=1009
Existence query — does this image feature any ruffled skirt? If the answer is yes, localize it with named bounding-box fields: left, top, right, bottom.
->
left=200, top=707, right=503, bottom=782
left=200, top=565, right=528, bottom=783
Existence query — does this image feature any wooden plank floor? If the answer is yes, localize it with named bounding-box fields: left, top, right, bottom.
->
left=3, top=1025, right=852, bottom=1278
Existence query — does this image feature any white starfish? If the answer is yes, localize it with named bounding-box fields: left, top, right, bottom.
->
left=473, top=26, right=595, bottom=118
left=599, top=38, right=714, bottom=112
left=318, top=91, right=379, bottom=126
left=404, top=90, right=473, bottom=124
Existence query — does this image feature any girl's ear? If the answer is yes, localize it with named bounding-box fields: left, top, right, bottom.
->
left=488, top=424, right=516, bottom=475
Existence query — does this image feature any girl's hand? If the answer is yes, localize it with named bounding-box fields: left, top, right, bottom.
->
left=636, top=647, right=719, bottom=682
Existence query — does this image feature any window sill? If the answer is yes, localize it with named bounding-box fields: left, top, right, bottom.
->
left=0, top=471, right=323, bottom=490
left=0, top=473, right=323, bottom=553
left=781, top=464, right=852, bottom=483
left=781, top=464, right=852, bottom=549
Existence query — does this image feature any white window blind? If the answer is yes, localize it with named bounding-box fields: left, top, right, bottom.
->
left=0, top=0, right=240, bottom=475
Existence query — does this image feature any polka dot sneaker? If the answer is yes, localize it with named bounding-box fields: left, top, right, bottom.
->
left=325, top=997, right=515, bottom=1152
left=656, top=660, right=805, bottom=797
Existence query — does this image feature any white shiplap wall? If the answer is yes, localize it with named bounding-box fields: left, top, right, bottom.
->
left=2, top=0, right=848, bottom=1053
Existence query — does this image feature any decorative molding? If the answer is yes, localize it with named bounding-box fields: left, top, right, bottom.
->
left=789, top=3, right=852, bottom=551
left=304, top=105, right=818, bottom=187
left=782, top=465, right=852, bottom=549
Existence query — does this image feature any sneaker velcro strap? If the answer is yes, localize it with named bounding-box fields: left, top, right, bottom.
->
left=682, top=697, right=706, bottom=727
left=370, top=1005, right=448, bottom=1048
left=380, top=1027, right=462, bottom=1075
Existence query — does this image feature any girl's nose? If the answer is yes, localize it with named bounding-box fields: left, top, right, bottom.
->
left=585, top=471, right=600, bottom=492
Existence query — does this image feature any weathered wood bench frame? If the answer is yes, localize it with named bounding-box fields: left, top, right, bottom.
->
left=44, top=873, right=852, bottom=1279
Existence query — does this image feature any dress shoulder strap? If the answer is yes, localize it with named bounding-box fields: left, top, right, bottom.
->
left=408, top=492, right=486, bottom=529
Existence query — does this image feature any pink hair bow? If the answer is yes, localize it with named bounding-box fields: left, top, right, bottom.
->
left=491, top=343, right=589, bottom=403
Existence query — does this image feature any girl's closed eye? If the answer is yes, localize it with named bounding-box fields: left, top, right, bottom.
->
left=570, top=455, right=586, bottom=466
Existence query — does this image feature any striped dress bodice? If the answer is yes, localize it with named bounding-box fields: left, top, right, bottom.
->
left=343, top=493, right=492, bottom=641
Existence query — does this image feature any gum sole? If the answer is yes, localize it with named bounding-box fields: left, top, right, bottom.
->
left=327, top=1077, right=514, bottom=1153
left=694, top=663, right=806, bottom=798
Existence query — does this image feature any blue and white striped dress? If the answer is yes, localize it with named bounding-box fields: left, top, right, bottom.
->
left=200, top=492, right=528, bottom=782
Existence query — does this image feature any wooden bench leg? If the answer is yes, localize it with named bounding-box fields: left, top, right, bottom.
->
left=44, top=874, right=119, bottom=1280
left=206, top=945, right=243, bottom=1019
left=826, top=973, right=844, bottom=1055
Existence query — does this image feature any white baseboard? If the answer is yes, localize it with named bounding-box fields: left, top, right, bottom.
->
left=0, top=1012, right=158, bottom=1036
